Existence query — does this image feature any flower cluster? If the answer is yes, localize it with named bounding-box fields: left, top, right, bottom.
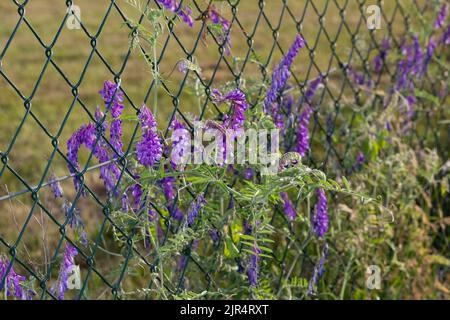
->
left=49, top=174, right=64, bottom=198
left=156, top=0, right=194, bottom=27
left=0, top=256, right=34, bottom=300
left=209, top=6, right=232, bottom=55
left=280, top=192, right=297, bottom=221
left=264, top=34, right=306, bottom=113
left=295, top=105, right=313, bottom=157
left=54, top=244, right=78, bottom=300
left=186, top=193, right=206, bottom=227
left=247, top=244, right=261, bottom=287
left=312, top=188, right=329, bottom=238
left=213, top=88, right=249, bottom=130
left=136, top=105, right=163, bottom=167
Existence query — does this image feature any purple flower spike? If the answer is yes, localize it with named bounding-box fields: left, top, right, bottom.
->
left=264, top=34, right=306, bottom=113
left=55, top=244, right=78, bottom=300
left=435, top=3, right=449, bottom=30
left=49, top=175, right=64, bottom=198
left=213, top=89, right=249, bottom=130
left=0, top=256, right=33, bottom=300
left=160, top=168, right=176, bottom=202
left=280, top=192, right=297, bottom=221
left=99, top=81, right=124, bottom=119
left=248, top=244, right=261, bottom=287
left=156, top=0, right=194, bottom=27
left=307, top=242, right=328, bottom=296
left=209, top=6, right=232, bottom=55
left=186, top=193, right=206, bottom=227
left=373, top=38, right=391, bottom=73
left=295, top=105, right=313, bottom=157
left=305, top=75, right=323, bottom=105
left=312, top=188, right=329, bottom=238
left=136, top=105, right=162, bottom=167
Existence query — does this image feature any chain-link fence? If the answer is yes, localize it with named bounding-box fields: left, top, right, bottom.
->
left=0, top=0, right=447, bottom=300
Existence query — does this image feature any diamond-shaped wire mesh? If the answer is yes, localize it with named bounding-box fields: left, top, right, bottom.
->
left=0, top=0, right=446, bottom=299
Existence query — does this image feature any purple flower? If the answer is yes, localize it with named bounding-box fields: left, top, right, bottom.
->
left=156, top=0, right=194, bottom=27
left=63, top=201, right=87, bottom=246
left=99, top=81, right=124, bottom=156
left=213, top=89, right=249, bottom=130
left=440, top=25, right=450, bottom=45
left=352, top=152, right=365, bottom=173
left=346, top=65, right=372, bottom=87
left=94, top=106, right=108, bottom=133
left=110, top=119, right=123, bottom=156
left=159, top=168, right=176, bottom=202
left=373, top=38, right=391, bottom=73
left=280, top=192, right=297, bottom=221
left=67, top=123, right=118, bottom=193
left=170, top=119, right=191, bottom=169
left=307, top=242, right=328, bottom=296
left=435, top=3, right=449, bottom=29
left=130, top=182, right=143, bottom=212
left=210, top=229, right=220, bottom=244
left=264, top=34, right=306, bottom=113
left=312, top=188, right=328, bottom=238
left=295, top=105, right=313, bottom=157
left=136, top=105, right=162, bottom=167
left=0, top=256, right=32, bottom=299
left=67, top=124, right=96, bottom=192
left=99, top=81, right=124, bottom=119
left=209, top=6, right=232, bottom=55
left=243, top=167, right=254, bottom=180
left=396, top=36, right=423, bottom=90
left=171, top=207, right=184, bottom=220
left=186, top=193, right=206, bottom=227
left=420, top=37, right=438, bottom=77
left=49, top=174, right=64, bottom=198
left=247, top=244, right=261, bottom=287
left=304, top=75, right=323, bottom=105
left=55, top=244, right=78, bottom=300
left=121, top=192, right=130, bottom=212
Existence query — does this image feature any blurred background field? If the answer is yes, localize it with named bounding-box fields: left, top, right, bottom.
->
left=1, top=0, right=448, bottom=300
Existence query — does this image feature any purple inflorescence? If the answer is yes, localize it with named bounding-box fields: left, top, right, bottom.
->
left=421, top=37, right=438, bottom=77
left=63, top=201, right=88, bottom=246
left=49, top=174, right=64, bottom=198
left=373, top=38, right=391, bottom=73
left=99, top=81, right=124, bottom=156
left=247, top=244, right=261, bottom=287
left=0, top=256, right=34, bottom=300
left=55, top=244, right=78, bottom=300
left=186, top=193, right=206, bottom=227
left=307, top=242, right=328, bottom=296
left=67, top=122, right=118, bottom=194
left=213, top=88, right=249, bottom=130
left=435, top=3, right=449, bottom=30
left=160, top=167, right=176, bottom=202
left=295, top=105, right=313, bottom=157
left=99, top=80, right=124, bottom=118
left=130, top=182, right=143, bottom=212
left=264, top=34, right=306, bottom=113
left=304, top=75, right=323, bottom=105
left=280, top=192, right=297, bottom=221
left=209, top=6, right=232, bottom=55
left=169, top=118, right=191, bottom=169
left=312, top=188, right=329, bottom=238
left=156, top=0, right=194, bottom=27
left=136, top=105, right=163, bottom=167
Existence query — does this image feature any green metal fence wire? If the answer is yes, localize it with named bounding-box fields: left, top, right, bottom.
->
left=0, top=0, right=445, bottom=300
